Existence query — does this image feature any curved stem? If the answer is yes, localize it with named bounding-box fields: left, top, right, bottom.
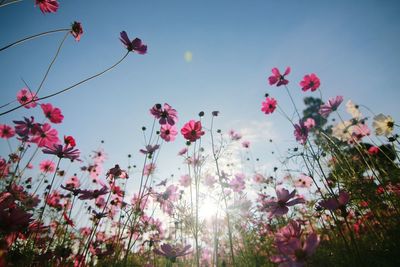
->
left=0, top=51, right=130, bottom=116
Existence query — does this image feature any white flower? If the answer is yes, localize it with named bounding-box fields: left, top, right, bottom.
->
left=346, top=100, right=362, bottom=119
left=373, top=114, right=394, bottom=136
left=332, top=120, right=353, bottom=142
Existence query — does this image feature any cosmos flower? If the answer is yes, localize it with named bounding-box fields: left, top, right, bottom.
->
left=346, top=100, right=362, bottom=119
left=35, top=0, right=59, bottom=13
left=106, top=164, right=129, bottom=179
left=204, top=174, right=217, bottom=188
left=178, top=147, right=188, bottom=156
left=319, top=96, right=344, bottom=118
left=0, top=124, right=15, bottom=139
left=294, top=121, right=309, bottom=145
left=181, top=120, right=205, bottom=142
left=42, top=144, right=80, bottom=161
left=179, top=174, right=191, bottom=187
left=368, top=146, right=379, bottom=155
left=229, top=173, right=246, bottom=193
left=372, top=113, right=394, bottom=136
left=261, top=97, right=277, bottom=114
left=319, top=191, right=350, bottom=211
left=119, top=31, right=147, bottom=54
left=140, top=144, right=160, bottom=156
left=13, top=116, right=36, bottom=140
left=70, top=21, right=83, bottom=41
left=261, top=188, right=305, bottom=218
left=39, top=160, right=55, bottom=173
left=303, top=118, right=316, bottom=130
left=242, top=140, right=250, bottom=148
left=350, top=123, right=370, bottom=143
left=0, top=157, right=10, bottom=178
left=160, top=124, right=178, bottom=142
left=300, top=73, right=320, bottom=92
left=143, top=163, right=156, bottom=176
left=332, top=120, right=353, bottom=142
left=268, top=67, right=290, bottom=87
left=294, top=174, right=313, bottom=188
left=150, top=103, right=178, bottom=126
left=30, top=123, right=60, bottom=148
left=41, top=103, right=64, bottom=124
left=78, top=186, right=109, bottom=200
left=64, top=135, right=76, bottom=148
left=154, top=243, right=192, bottom=262
left=17, top=88, right=37, bottom=109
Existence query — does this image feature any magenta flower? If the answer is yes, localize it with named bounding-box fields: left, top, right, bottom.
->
left=17, top=88, right=37, bottom=109
left=300, top=73, right=320, bottom=92
left=0, top=157, right=10, bottom=178
left=268, top=67, right=290, bottom=87
left=0, top=124, right=15, bottom=139
left=150, top=103, right=178, bottom=126
left=78, top=186, right=109, bottom=200
left=294, top=121, right=309, bottom=145
left=319, top=96, right=344, bottom=118
left=229, top=173, right=246, bottom=193
left=13, top=117, right=35, bottom=140
left=181, top=120, right=205, bottom=142
left=30, top=123, right=60, bottom=147
left=0, top=193, right=33, bottom=233
left=319, top=191, right=350, bottom=211
left=154, top=243, right=192, bottom=262
left=261, top=97, right=277, bottom=114
left=41, top=103, right=64, bottom=124
left=35, top=0, right=59, bottom=13
left=70, top=21, right=83, bottom=41
left=42, top=144, right=80, bottom=161
left=119, top=31, right=147, bottom=54
left=303, top=118, right=316, bottom=130
left=262, top=188, right=305, bottom=218
left=160, top=124, right=178, bottom=142
left=39, top=160, right=55, bottom=173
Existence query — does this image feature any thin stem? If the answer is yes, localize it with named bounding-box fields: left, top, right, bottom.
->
left=0, top=0, right=22, bottom=8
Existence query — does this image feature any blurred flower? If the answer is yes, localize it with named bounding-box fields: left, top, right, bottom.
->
left=106, top=164, right=128, bottom=179
left=261, top=188, right=305, bottom=218
left=319, top=96, right=343, bottom=118
left=140, top=144, right=160, bottom=156
left=65, top=176, right=80, bottom=189
left=119, top=31, right=147, bottom=54
left=150, top=103, right=178, bottom=126
left=70, top=21, right=83, bottom=41
left=179, top=174, right=191, bottom=187
left=229, top=129, right=242, bottom=140
left=42, top=144, right=80, bottom=161
left=0, top=193, right=33, bottom=233
left=31, top=123, right=60, bottom=147
left=0, top=157, right=10, bottom=178
left=17, top=88, right=37, bottom=109
left=178, top=147, right=188, bottom=156
left=46, top=190, right=61, bottom=208
left=368, top=146, right=379, bottom=155
left=39, top=160, right=55, bottom=173
left=253, top=173, right=265, bottom=183
left=350, top=123, right=370, bottom=143
left=64, top=135, right=76, bottom=148
left=78, top=186, right=109, bottom=200
left=319, top=191, right=349, bottom=211
left=303, top=118, right=316, bottom=130
left=332, top=120, right=353, bottom=142
left=229, top=173, right=246, bottom=193
left=300, top=73, right=320, bottom=92
left=261, top=97, right=277, bottom=114
left=0, top=124, right=15, bottom=139
left=160, top=124, right=178, bottom=142
left=294, top=121, right=309, bottom=145
left=373, top=113, right=394, bottom=136
left=181, top=120, right=204, bottom=142
left=268, top=67, right=290, bottom=87
left=242, top=140, right=250, bottom=148
left=41, top=103, right=64, bottom=124
left=204, top=174, right=217, bottom=188
left=35, top=0, right=59, bottom=13
left=346, top=100, right=362, bottom=119
left=143, top=163, right=156, bottom=176
left=294, top=174, right=313, bottom=188
left=13, top=116, right=36, bottom=140
left=154, top=243, right=192, bottom=262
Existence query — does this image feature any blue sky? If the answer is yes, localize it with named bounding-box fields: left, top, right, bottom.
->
left=1, top=0, right=400, bottom=191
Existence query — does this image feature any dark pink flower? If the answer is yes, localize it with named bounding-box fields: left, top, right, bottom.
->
left=30, top=123, right=60, bottom=147
left=261, top=188, right=305, bottom=218
left=181, top=120, right=204, bottom=142
left=70, top=21, right=83, bottom=41
left=261, top=97, right=277, bottom=114
left=300, top=73, right=320, bottom=92
left=35, top=0, right=59, bottom=13
left=78, top=186, right=109, bottom=200
left=294, top=121, right=309, bottom=145
left=150, top=103, right=178, bottom=126
left=160, top=124, right=178, bottom=142
left=41, top=103, right=64, bottom=124
left=64, top=135, right=76, bottom=148
left=119, top=31, right=147, bottom=54
left=13, top=117, right=36, bottom=140
left=319, top=96, right=344, bottom=118
left=0, top=124, right=15, bottom=139
left=0, top=193, right=33, bottom=233
left=319, top=191, right=350, bottom=212
left=42, top=144, right=80, bottom=161
left=368, top=146, right=379, bottom=155
left=268, top=67, right=290, bottom=87
left=0, top=157, right=10, bottom=178
left=106, top=164, right=128, bottom=179
left=154, top=243, right=192, bottom=262
left=303, top=118, right=316, bottom=130
left=17, top=88, right=37, bottom=109
left=39, top=160, right=55, bottom=173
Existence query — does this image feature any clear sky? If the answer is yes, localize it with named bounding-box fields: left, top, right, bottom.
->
left=1, top=0, right=400, bottom=192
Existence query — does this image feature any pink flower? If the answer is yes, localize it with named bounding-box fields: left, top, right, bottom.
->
left=229, top=173, right=246, bottom=193
left=0, top=124, right=15, bottom=139
left=368, top=146, right=379, bottom=155
left=70, top=21, right=83, bottom=41
left=295, top=174, right=313, bottom=188
left=150, top=103, right=178, bottom=126
left=144, top=163, right=156, bottom=176
left=16, top=88, right=37, bottom=109
left=261, top=97, right=277, bottom=114
left=65, top=176, right=80, bottom=188
left=154, top=243, right=192, bottom=262
left=39, top=160, right=55, bottom=173
left=178, top=147, right=188, bottom=156
left=261, top=188, right=305, bottom=218
left=106, top=164, right=129, bottom=179
left=253, top=173, right=265, bottom=183
left=300, top=73, right=320, bottom=92
left=78, top=186, right=109, bottom=200
left=229, top=130, right=242, bottom=140
left=35, top=0, right=59, bottom=13
left=204, top=174, right=217, bottom=188
left=41, top=103, right=64, bottom=124
left=303, top=118, right=315, bottom=130
left=181, top=120, right=205, bottom=142
left=30, top=123, right=60, bottom=147
left=42, top=144, right=80, bottom=161
left=64, top=135, right=76, bottom=148
left=157, top=185, right=179, bottom=214
left=350, top=123, right=370, bottom=143
left=293, top=121, right=309, bottom=145
left=0, top=157, right=10, bottom=178
left=46, top=190, right=61, bottom=208
left=179, top=174, right=191, bottom=187
left=119, top=31, right=147, bottom=54
left=319, top=96, right=344, bottom=118
left=319, top=191, right=350, bottom=212
left=242, top=141, right=250, bottom=148
left=160, top=124, right=178, bottom=142
left=268, top=67, right=290, bottom=87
